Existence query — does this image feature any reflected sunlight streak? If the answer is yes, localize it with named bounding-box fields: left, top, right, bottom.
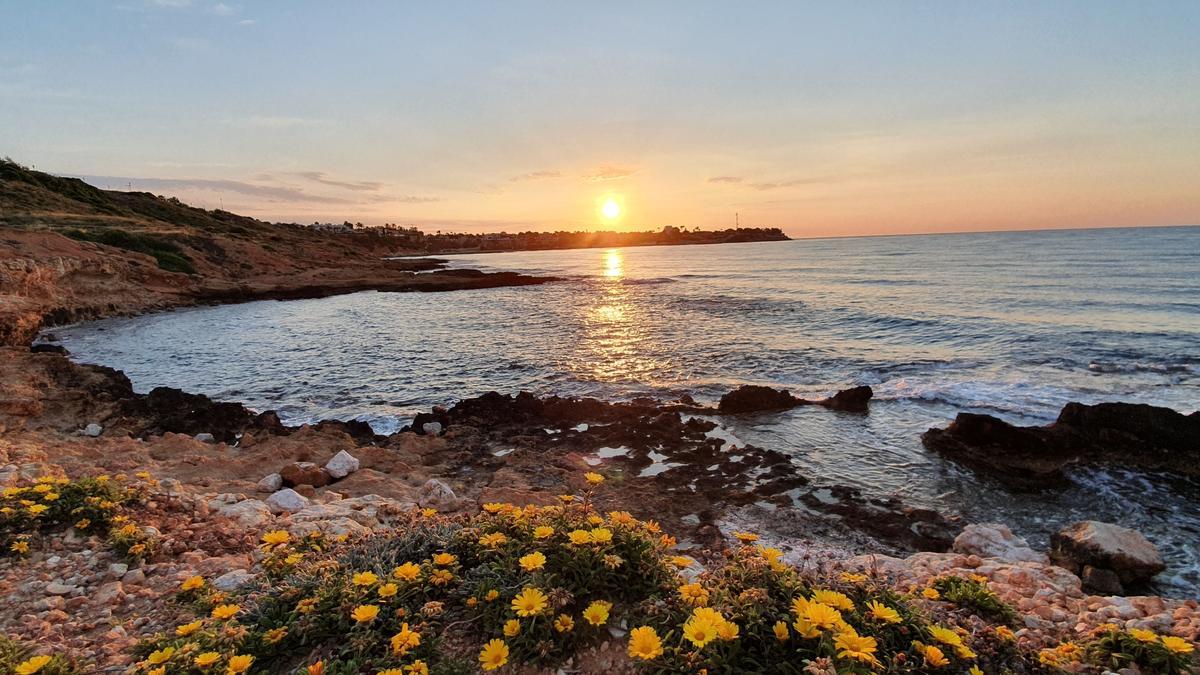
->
left=603, top=249, right=623, bottom=279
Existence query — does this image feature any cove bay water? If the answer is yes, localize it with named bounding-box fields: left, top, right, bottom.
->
left=55, top=226, right=1200, bottom=594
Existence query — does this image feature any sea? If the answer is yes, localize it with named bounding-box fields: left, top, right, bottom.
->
left=52, top=225, right=1200, bottom=595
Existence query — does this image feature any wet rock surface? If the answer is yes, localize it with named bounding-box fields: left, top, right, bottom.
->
left=1051, top=520, right=1167, bottom=593
left=716, top=384, right=873, bottom=414
left=922, top=401, right=1200, bottom=486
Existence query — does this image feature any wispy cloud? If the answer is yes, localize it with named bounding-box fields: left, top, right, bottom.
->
left=292, top=171, right=384, bottom=192
left=148, top=0, right=192, bottom=7
left=707, top=176, right=743, bottom=184
left=510, top=170, right=562, bottom=182
left=210, top=2, right=235, bottom=16
left=707, top=175, right=828, bottom=191
left=78, top=175, right=356, bottom=204
left=236, top=18, right=256, bottom=26
left=582, top=164, right=635, bottom=181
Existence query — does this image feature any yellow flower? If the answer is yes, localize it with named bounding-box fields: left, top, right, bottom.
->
left=405, top=661, right=429, bottom=675
left=683, top=615, right=720, bottom=647
left=554, top=613, right=575, bottom=632
left=390, top=623, right=421, bottom=655
left=567, top=529, right=592, bottom=545
left=181, top=575, right=205, bottom=591
left=758, top=545, right=784, bottom=563
left=305, top=662, right=325, bottom=675
left=41, top=492, right=58, bottom=501
left=503, top=618, right=521, bottom=637
left=1161, top=636, right=1194, bottom=654
left=582, top=600, right=611, bottom=626
left=296, top=598, right=317, bottom=614
left=732, top=531, right=759, bottom=542
left=478, top=639, right=509, bottom=671
left=262, top=530, right=290, bottom=546
left=482, top=502, right=508, bottom=513
left=11, top=540, right=30, bottom=554
left=284, top=552, right=304, bottom=565
left=968, top=667, right=984, bottom=675
left=773, top=620, right=790, bottom=641
left=628, top=626, right=664, bottom=660
left=922, top=587, right=941, bottom=600
left=194, top=652, right=220, bottom=667
left=352, top=571, right=379, bottom=586
left=432, top=552, right=457, bottom=565
left=478, top=533, right=508, bottom=548
left=118, top=523, right=138, bottom=536
left=485, top=589, right=500, bottom=602
left=378, top=670, right=403, bottom=675
left=810, top=589, right=854, bottom=612
left=421, top=507, right=437, bottom=517
left=74, top=518, right=90, bottom=530
left=14, top=655, right=52, bottom=675
left=378, top=582, right=398, bottom=598
left=995, top=625, right=1015, bottom=640
left=176, top=620, right=203, bottom=636
left=716, top=618, right=740, bottom=641
left=1130, top=628, right=1158, bottom=642
left=840, top=571, right=868, bottom=583
left=264, top=627, right=288, bottom=644
left=519, top=551, right=546, bottom=572
left=930, top=626, right=965, bottom=648
left=352, top=604, right=380, bottom=623
left=511, top=587, right=549, bottom=616
left=27, top=503, right=48, bottom=516
left=32, top=484, right=52, bottom=493
left=533, top=525, right=554, bottom=539
left=669, top=556, right=693, bottom=568
left=919, top=643, right=949, bottom=668
left=211, top=603, right=241, bottom=620
left=835, top=632, right=878, bottom=664
left=147, top=669, right=165, bottom=675
left=678, top=583, right=710, bottom=607
left=866, top=600, right=901, bottom=624
left=393, top=562, right=421, bottom=581
left=430, top=569, right=454, bottom=586
left=557, top=494, right=576, bottom=504
left=970, top=573, right=989, bottom=583
left=589, top=527, right=613, bottom=544
left=147, top=647, right=175, bottom=665
left=584, top=472, right=604, bottom=484
left=227, top=654, right=254, bottom=674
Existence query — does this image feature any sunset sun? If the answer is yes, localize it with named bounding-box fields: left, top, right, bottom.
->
left=601, top=197, right=621, bottom=221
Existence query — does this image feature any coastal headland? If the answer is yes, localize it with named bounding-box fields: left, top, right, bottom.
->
left=0, top=162, right=1196, bottom=673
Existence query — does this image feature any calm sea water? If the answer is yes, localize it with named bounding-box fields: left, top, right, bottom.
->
left=55, top=226, right=1200, bottom=595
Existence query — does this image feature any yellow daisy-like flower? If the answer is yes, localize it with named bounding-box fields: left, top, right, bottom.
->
left=840, top=571, right=868, bottom=583
left=378, top=582, right=398, bottom=598
left=835, top=632, right=878, bottom=664
left=378, top=670, right=403, bottom=675
left=352, top=571, right=379, bottom=586
left=432, top=552, right=457, bottom=565
left=589, top=527, right=613, bottom=544
left=146, top=647, right=175, bottom=665
left=865, top=600, right=901, bottom=624
left=773, top=620, right=790, bottom=641
left=1161, top=636, right=1194, bottom=654
left=732, top=531, right=758, bottom=542
left=627, top=626, right=664, bottom=660
left=587, top=514, right=605, bottom=526
left=800, top=603, right=842, bottom=632
left=226, top=654, right=254, bottom=674
left=296, top=598, right=317, bottom=614
left=264, top=627, right=287, bottom=644
left=503, top=619, right=521, bottom=637
left=557, top=494, right=576, bottom=504
left=519, top=551, right=546, bottom=572
left=669, top=555, right=693, bottom=568
left=261, top=529, right=291, bottom=546
left=678, top=582, right=710, bottom=607
left=919, top=643, right=949, bottom=668
left=567, top=529, right=592, bottom=545
left=390, top=623, right=421, bottom=655
left=420, top=507, right=437, bottom=517
left=393, top=562, right=421, bottom=581
left=584, top=472, right=604, bottom=484
left=682, top=615, right=720, bottom=647
left=922, top=587, right=941, bottom=600
left=554, top=613, right=575, bottom=632
left=970, top=573, right=989, bottom=583
left=14, top=655, right=52, bottom=675
left=27, top=503, right=48, bottom=516
left=968, top=667, right=984, bottom=675
left=429, top=569, right=454, bottom=586
left=176, top=620, right=203, bottom=636
left=482, top=503, right=508, bottom=513
left=11, top=540, right=30, bottom=554
left=405, top=661, right=429, bottom=675
left=608, top=510, right=636, bottom=526
left=582, top=600, right=611, bottom=626
left=511, top=587, right=549, bottom=616
left=74, top=518, right=91, bottom=530
left=210, top=603, right=240, bottom=620
left=995, top=625, right=1015, bottom=640
left=193, top=651, right=220, bottom=668
left=478, top=533, right=508, bottom=548
left=285, top=552, right=304, bottom=565
left=930, top=625, right=965, bottom=648
left=352, top=604, right=380, bottom=623
left=1129, top=628, right=1158, bottom=642
left=32, top=484, right=52, bottom=493
left=478, top=639, right=509, bottom=671
left=41, top=492, right=58, bottom=501
left=532, top=525, right=554, bottom=539
left=810, top=589, right=854, bottom=612
left=485, top=589, right=500, bottom=602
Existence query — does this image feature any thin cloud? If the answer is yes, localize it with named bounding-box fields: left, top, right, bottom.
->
left=582, top=164, right=635, bottom=181
left=510, top=170, right=562, bottom=182
left=210, top=2, right=235, bottom=15
left=78, top=175, right=355, bottom=204
left=708, top=175, right=828, bottom=191
left=293, top=171, right=385, bottom=192
left=707, top=176, right=743, bottom=184
left=236, top=18, right=256, bottom=26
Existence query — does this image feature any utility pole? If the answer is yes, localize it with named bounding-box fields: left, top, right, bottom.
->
left=735, top=212, right=739, bottom=228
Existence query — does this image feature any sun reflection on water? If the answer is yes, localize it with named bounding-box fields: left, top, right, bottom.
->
left=603, top=249, right=623, bottom=279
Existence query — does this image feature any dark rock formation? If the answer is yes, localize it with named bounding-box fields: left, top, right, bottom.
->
left=717, top=384, right=873, bottom=414
left=120, top=387, right=264, bottom=445
left=821, top=385, right=873, bottom=413
left=1050, top=521, right=1165, bottom=593
left=922, top=401, right=1200, bottom=486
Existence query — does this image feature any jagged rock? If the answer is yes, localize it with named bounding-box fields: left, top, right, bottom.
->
left=82, top=423, right=102, bottom=437
left=256, top=473, right=282, bottom=493
left=820, top=385, right=873, bottom=413
left=266, top=488, right=310, bottom=514
left=193, top=432, right=215, bottom=443
left=213, top=569, right=256, bottom=591
left=953, top=523, right=1049, bottom=564
left=417, top=479, right=460, bottom=511
left=323, top=450, right=360, bottom=479
left=1050, top=521, right=1165, bottom=589
left=279, top=462, right=330, bottom=488
left=717, top=385, right=798, bottom=413
left=94, top=581, right=125, bottom=605
left=30, top=343, right=69, bottom=355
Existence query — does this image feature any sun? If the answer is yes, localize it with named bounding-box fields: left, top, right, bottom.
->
left=601, top=197, right=621, bottom=221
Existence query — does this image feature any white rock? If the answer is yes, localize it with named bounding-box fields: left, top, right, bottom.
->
left=422, top=421, right=443, bottom=435
left=256, top=473, right=283, bottom=493
left=83, top=423, right=103, bottom=437
left=45, top=581, right=77, bottom=595
left=194, top=432, right=216, bottom=443
left=213, top=569, right=256, bottom=591
left=213, top=499, right=273, bottom=528
left=953, top=523, right=1049, bottom=564
left=266, top=488, right=310, bottom=514
left=108, top=563, right=128, bottom=578
left=417, top=478, right=459, bottom=511
left=323, top=450, right=360, bottom=479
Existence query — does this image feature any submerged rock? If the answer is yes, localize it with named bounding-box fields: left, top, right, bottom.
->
left=718, top=385, right=798, bottom=413
left=1050, top=520, right=1165, bottom=592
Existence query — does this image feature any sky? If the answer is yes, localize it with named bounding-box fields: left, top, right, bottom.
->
left=2, top=2, right=1198, bottom=237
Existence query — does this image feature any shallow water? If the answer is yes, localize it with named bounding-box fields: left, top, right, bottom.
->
left=54, top=226, right=1200, bottom=595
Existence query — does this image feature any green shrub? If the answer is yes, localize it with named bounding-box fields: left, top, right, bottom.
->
left=1, top=474, right=140, bottom=557
left=63, top=228, right=195, bottom=274
left=931, top=575, right=1018, bottom=624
